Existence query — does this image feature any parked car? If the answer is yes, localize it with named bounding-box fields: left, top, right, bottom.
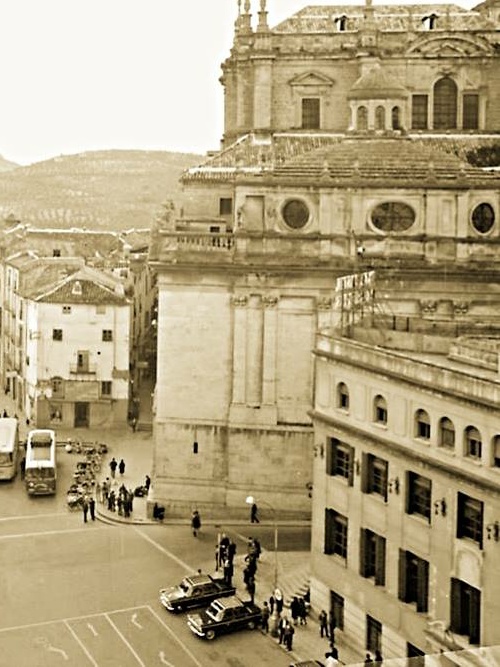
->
left=159, top=573, right=236, bottom=613
left=187, top=595, right=262, bottom=640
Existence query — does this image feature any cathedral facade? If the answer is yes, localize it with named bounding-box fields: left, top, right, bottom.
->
left=149, top=0, right=500, bottom=515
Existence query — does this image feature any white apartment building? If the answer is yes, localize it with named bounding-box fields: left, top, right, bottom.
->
left=22, top=265, right=131, bottom=428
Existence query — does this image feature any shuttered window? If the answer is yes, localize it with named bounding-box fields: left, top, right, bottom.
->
left=360, top=529, right=386, bottom=585
left=301, top=98, right=320, bottom=129
left=398, top=550, right=429, bottom=612
left=412, top=95, right=428, bottom=129
left=463, top=94, right=479, bottom=130
left=406, top=472, right=431, bottom=521
left=457, top=493, right=483, bottom=548
left=361, top=453, right=388, bottom=501
left=326, top=438, right=354, bottom=485
left=324, top=509, right=348, bottom=559
left=450, top=578, right=481, bottom=644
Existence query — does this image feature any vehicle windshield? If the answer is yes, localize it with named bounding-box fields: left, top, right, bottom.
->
left=179, top=579, right=189, bottom=592
left=206, top=605, right=223, bottom=622
left=25, top=468, right=55, bottom=479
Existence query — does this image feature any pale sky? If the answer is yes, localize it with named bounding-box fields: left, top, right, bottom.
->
left=0, top=0, right=477, bottom=165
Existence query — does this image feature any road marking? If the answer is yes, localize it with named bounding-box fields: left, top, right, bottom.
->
left=147, top=606, right=204, bottom=667
left=65, top=622, right=99, bottom=667
left=86, top=623, right=98, bottom=636
left=159, top=651, right=175, bottom=666
left=0, top=512, right=68, bottom=522
left=0, top=604, right=151, bottom=634
left=0, top=526, right=101, bottom=541
left=133, top=528, right=192, bottom=571
left=131, top=613, right=142, bottom=629
left=105, top=614, right=146, bottom=666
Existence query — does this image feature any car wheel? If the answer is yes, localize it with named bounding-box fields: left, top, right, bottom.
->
left=247, top=620, right=256, bottom=630
left=205, top=630, right=216, bottom=640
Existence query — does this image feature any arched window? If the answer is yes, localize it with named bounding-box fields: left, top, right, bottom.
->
left=375, top=106, right=385, bottom=131
left=464, top=425, right=482, bottom=460
left=415, top=409, right=431, bottom=440
left=492, top=435, right=500, bottom=468
left=337, top=382, right=349, bottom=410
left=439, top=417, right=455, bottom=449
left=357, top=106, right=368, bottom=131
left=391, top=106, right=401, bottom=130
left=433, top=78, right=457, bottom=130
left=373, top=395, right=387, bottom=425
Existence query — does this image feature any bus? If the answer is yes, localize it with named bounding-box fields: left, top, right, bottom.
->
left=0, top=417, right=19, bottom=480
left=25, top=429, right=57, bottom=495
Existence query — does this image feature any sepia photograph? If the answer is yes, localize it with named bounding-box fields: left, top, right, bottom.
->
left=0, top=0, right=497, bottom=665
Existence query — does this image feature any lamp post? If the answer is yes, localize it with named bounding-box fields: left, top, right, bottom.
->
left=246, top=495, right=280, bottom=637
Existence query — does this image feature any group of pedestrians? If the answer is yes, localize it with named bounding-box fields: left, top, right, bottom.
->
left=108, top=457, right=126, bottom=479
left=215, top=533, right=237, bottom=586
left=82, top=495, right=96, bottom=523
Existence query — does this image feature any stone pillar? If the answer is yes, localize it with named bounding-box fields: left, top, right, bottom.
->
left=253, top=57, right=273, bottom=131
left=231, top=295, right=248, bottom=404
left=245, top=295, right=263, bottom=405
left=262, top=295, right=278, bottom=405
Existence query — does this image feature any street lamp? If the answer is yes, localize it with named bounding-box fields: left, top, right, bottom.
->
left=246, top=495, right=280, bottom=637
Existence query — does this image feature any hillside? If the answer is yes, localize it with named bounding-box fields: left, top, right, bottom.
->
left=0, top=150, right=203, bottom=231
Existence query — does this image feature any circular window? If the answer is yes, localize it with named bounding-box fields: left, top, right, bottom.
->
left=282, top=199, right=310, bottom=230
left=371, top=202, right=415, bottom=233
left=471, top=203, right=495, bottom=234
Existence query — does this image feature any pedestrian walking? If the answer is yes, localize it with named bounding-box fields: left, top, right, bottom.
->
left=223, top=557, right=233, bottom=586
left=278, top=617, right=287, bottom=645
left=250, top=502, right=259, bottom=523
left=246, top=575, right=255, bottom=603
left=109, top=457, right=118, bottom=478
left=82, top=497, right=89, bottom=523
left=274, top=588, right=284, bottom=614
left=319, top=609, right=328, bottom=638
left=261, top=601, right=270, bottom=633
left=364, top=654, right=373, bottom=666
left=191, top=509, right=201, bottom=537
left=290, top=596, right=300, bottom=625
left=131, top=416, right=137, bottom=432
left=298, top=597, right=307, bottom=625
left=253, top=537, right=261, bottom=559
left=269, top=594, right=275, bottom=615
left=89, top=497, right=96, bottom=521
left=144, top=474, right=151, bottom=491
left=118, top=459, right=125, bottom=476
left=284, top=622, right=295, bottom=651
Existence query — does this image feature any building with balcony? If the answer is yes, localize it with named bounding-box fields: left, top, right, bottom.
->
left=149, top=0, right=500, bottom=515
left=18, top=264, right=131, bottom=428
left=310, top=322, right=500, bottom=661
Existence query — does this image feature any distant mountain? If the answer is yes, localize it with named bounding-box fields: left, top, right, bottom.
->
left=0, top=149, right=203, bottom=231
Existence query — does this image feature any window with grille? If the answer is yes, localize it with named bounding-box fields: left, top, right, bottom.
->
left=406, top=472, right=431, bottom=521
left=465, top=425, right=482, bottom=459
left=411, top=95, right=428, bottom=129
left=463, top=94, right=479, bottom=130
left=324, top=509, right=348, bottom=559
left=433, top=78, right=457, bottom=129
left=366, top=615, right=382, bottom=653
left=450, top=578, right=481, bottom=644
left=398, top=550, right=429, bottom=612
left=301, top=98, right=320, bottom=129
left=52, top=329, right=63, bottom=341
left=337, top=382, right=349, bottom=410
left=371, top=202, right=416, bottom=233
left=457, top=493, right=483, bottom=548
left=51, top=377, right=64, bottom=398
left=102, top=329, right=113, bottom=342
left=360, top=529, right=386, bottom=585
left=326, top=439, right=354, bottom=485
left=361, top=453, right=388, bottom=501
left=439, top=417, right=455, bottom=449
left=415, top=409, right=431, bottom=440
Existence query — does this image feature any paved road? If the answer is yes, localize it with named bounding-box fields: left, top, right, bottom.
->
left=0, top=495, right=302, bottom=666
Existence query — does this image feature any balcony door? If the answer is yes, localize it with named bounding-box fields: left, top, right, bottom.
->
left=74, top=402, right=89, bottom=428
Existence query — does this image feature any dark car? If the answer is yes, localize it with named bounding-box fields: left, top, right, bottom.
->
left=187, top=595, right=262, bottom=640
left=159, top=573, right=236, bottom=613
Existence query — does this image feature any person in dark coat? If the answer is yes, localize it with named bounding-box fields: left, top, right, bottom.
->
left=246, top=575, right=255, bottom=603
left=284, top=622, right=295, bottom=651
left=118, top=459, right=125, bottom=476
left=109, top=458, right=118, bottom=478
left=328, top=610, right=336, bottom=644
left=82, top=497, right=89, bottom=523
left=261, top=601, right=270, bottom=633
left=144, top=474, right=151, bottom=491
left=319, top=609, right=328, bottom=637
left=191, top=509, right=201, bottom=536
left=250, top=502, right=259, bottom=523
left=290, top=596, right=300, bottom=625
left=89, top=497, right=96, bottom=521
left=298, top=597, right=307, bottom=625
